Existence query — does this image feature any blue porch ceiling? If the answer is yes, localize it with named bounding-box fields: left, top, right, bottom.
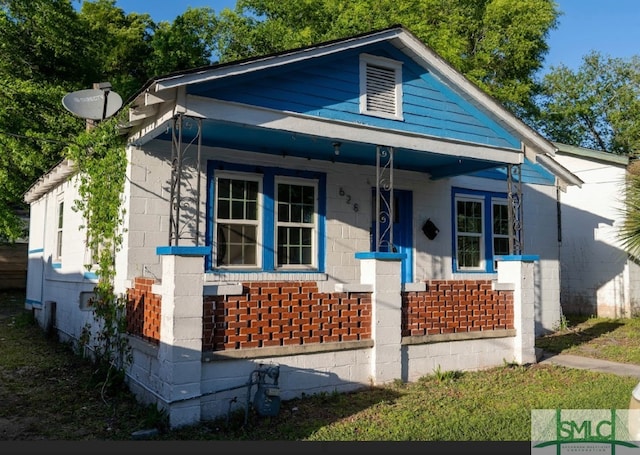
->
left=163, top=117, right=510, bottom=180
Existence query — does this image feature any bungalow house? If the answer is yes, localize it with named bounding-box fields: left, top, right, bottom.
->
left=553, top=142, right=640, bottom=318
left=23, top=26, right=582, bottom=428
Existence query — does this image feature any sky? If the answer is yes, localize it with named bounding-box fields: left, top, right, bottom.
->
left=112, top=0, right=640, bottom=74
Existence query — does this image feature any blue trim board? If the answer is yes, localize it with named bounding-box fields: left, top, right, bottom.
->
left=83, top=272, right=99, bottom=280
left=496, top=255, right=539, bottom=262
left=51, top=262, right=61, bottom=269
left=28, top=248, right=44, bottom=254
left=355, top=252, right=406, bottom=260
left=156, top=246, right=210, bottom=256
left=25, top=299, right=41, bottom=307
left=262, top=169, right=275, bottom=270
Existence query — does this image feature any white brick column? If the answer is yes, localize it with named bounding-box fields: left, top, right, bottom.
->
left=156, top=246, right=208, bottom=428
left=355, top=252, right=404, bottom=385
left=496, top=255, right=538, bottom=365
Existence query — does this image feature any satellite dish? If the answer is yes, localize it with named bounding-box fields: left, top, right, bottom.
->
left=62, top=88, right=123, bottom=120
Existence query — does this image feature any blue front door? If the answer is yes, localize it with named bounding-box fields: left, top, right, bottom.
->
left=370, top=188, right=413, bottom=284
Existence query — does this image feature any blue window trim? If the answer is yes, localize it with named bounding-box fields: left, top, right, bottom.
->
left=206, top=160, right=326, bottom=273
left=451, top=187, right=508, bottom=274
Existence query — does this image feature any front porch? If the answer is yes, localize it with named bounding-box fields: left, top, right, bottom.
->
left=124, top=250, right=535, bottom=428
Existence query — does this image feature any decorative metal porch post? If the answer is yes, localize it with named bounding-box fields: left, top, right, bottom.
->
left=169, top=113, right=203, bottom=246
left=375, top=145, right=394, bottom=252
left=506, top=164, right=523, bottom=255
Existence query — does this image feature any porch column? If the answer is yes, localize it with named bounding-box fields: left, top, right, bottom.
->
left=156, top=246, right=208, bottom=428
left=496, top=255, right=538, bottom=365
left=355, top=252, right=405, bottom=384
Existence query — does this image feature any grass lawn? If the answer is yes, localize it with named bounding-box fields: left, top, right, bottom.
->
left=535, top=314, right=640, bottom=364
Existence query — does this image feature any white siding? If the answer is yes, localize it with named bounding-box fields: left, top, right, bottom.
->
left=24, top=176, right=99, bottom=344
left=554, top=152, right=638, bottom=318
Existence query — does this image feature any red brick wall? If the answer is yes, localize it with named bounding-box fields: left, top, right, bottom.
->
left=125, top=277, right=514, bottom=352
left=126, top=277, right=161, bottom=344
left=203, top=281, right=372, bottom=352
left=402, top=280, right=514, bottom=337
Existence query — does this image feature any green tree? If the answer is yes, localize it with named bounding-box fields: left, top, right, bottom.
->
left=534, top=52, right=640, bottom=155
left=0, top=0, right=222, bottom=241
left=619, top=161, right=640, bottom=262
left=77, top=0, right=155, bottom=97
left=217, top=0, right=560, bottom=113
left=0, top=0, right=88, bottom=241
left=145, top=6, right=219, bottom=78
left=0, top=0, right=89, bottom=83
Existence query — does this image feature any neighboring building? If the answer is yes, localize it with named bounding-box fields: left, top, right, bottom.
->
left=0, top=209, right=29, bottom=291
left=23, top=26, right=581, bottom=428
left=0, top=242, right=28, bottom=290
left=554, top=142, right=640, bottom=318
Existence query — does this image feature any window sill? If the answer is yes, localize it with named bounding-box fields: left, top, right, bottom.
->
left=204, top=271, right=328, bottom=283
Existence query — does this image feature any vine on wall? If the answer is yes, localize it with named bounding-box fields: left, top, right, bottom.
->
left=65, top=111, right=131, bottom=381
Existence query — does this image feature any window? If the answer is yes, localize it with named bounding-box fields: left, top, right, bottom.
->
left=276, top=178, right=317, bottom=268
left=455, top=197, right=483, bottom=269
left=214, top=173, right=262, bottom=268
left=209, top=163, right=324, bottom=272
left=492, top=199, right=511, bottom=268
left=453, top=189, right=512, bottom=273
left=84, top=237, right=109, bottom=270
left=55, top=200, right=64, bottom=261
left=359, top=53, right=403, bottom=120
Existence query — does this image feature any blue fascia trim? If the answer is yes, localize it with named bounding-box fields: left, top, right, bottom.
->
left=26, top=299, right=42, bottom=307
left=156, top=246, right=210, bottom=256
left=51, top=262, right=62, bottom=269
left=29, top=248, right=44, bottom=254
left=355, top=252, right=406, bottom=260
left=83, top=272, right=99, bottom=280
left=496, top=254, right=539, bottom=262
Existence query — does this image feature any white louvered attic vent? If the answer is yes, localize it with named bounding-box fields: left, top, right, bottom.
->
left=366, top=64, right=396, bottom=115
left=359, top=53, right=403, bottom=120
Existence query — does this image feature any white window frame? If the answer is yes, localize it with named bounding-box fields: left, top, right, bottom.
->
left=213, top=171, right=263, bottom=270
left=454, top=194, right=485, bottom=272
left=84, top=237, right=109, bottom=270
left=359, top=53, right=403, bottom=120
left=55, top=198, right=64, bottom=262
left=491, top=197, right=511, bottom=266
left=274, top=176, right=318, bottom=270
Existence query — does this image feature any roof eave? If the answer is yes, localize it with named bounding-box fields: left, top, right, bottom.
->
left=23, top=159, right=76, bottom=204
left=535, top=154, right=584, bottom=191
